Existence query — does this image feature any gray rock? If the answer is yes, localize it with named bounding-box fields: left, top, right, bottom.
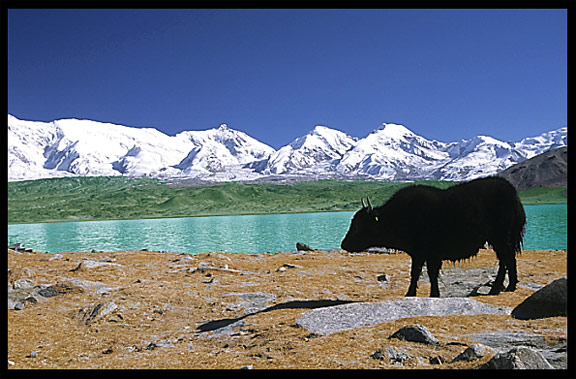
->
left=370, top=346, right=413, bottom=365
left=386, top=346, right=414, bottom=365
left=74, top=302, right=118, bottom=325
left=376, top=274, right=389, bottom=282
left=13, top=279, right=35, bottom=290
left=78, top=260, right=122, bottom=270
left=511, top=277, right=567, bottom=320
left=296, top=242, right=314, bottom=251
left=8, top=284, right=44, bottom=310
left=297, top=297, right=510, bottom=335
left=452, top=343, right=494, bottom=362
left=478, top=346, right=554, bottom=369
left=42, top=253, right=63, bottom=261
left=389, top=324, right=438, bottom=345
left=59, top=278, right=111, bottom=295
left=370, top=349, right=387, bottom=360
left=429, top=356, right=444, bottom=365
left=466, top=330, right=566, bottom=369
left=37, top=286, right=59, bottom=297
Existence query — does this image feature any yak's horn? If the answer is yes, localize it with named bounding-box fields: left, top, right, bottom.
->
left=366, top=197, right=373, bottom=211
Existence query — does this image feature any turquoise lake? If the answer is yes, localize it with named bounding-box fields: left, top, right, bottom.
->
left=7, top=204, right=567, bottom=254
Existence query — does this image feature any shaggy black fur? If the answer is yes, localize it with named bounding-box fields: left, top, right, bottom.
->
left=341, top=177, right=526, bottom=297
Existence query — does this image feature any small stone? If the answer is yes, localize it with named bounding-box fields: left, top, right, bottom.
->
left=370, top=349, right=386, bottom=360
left=47, top=253, right=63, bottom=260
left=146, top=343, right=157, bottom=351
left=37, top=286, right=59, bottom=298
left=389, top=324, right=438, bottom=345
left=13, top=279, right=35, bottom=290
left=452, top=343, right=494, bottom=362
left=296, top=242, right=313, bottom=251
left=386, top=346, right=413, bottom=365
left=377, top=274, right=389, bottom=282
left=429, top=356, right=444, bottom=365
left=13, top=302, right=25, bottom=310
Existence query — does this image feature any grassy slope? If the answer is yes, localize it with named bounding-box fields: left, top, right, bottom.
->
left=7, top=176, right=566, bottom=224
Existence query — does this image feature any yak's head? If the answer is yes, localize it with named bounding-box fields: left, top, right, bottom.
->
left=341, top=198, right=391, bottom=252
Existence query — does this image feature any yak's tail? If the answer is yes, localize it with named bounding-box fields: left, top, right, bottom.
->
left=509, top=192, right=526, bottom=255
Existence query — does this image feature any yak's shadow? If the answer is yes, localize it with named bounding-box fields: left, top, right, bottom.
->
left=196, top=299, right=354, bottom=333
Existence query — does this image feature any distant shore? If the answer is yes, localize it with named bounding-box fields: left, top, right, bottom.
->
left=7, top=176, right=567, bottom=225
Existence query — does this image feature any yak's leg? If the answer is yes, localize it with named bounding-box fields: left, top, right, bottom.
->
left=406, top=257, right=424, bottom=297
left=426, top=258, right=442, bottom=298
left=503, top=254, right=518, bottom=292
left=490, top=240, right=519, bottom=294
left=489, top=262, right=506, bottom=295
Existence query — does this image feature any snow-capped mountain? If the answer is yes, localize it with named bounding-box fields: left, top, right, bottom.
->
left=7, top=114, right=567, bottom=182
left=433, top=135, right=527, bottom=181
left=262, top=125, right=357, bottom=175
left=8, top=115, right=274, bottom=181
left=513, top=127, right=567, bottom=159
left=336, top=123, right=450, bottom=180
left=172, top=123, right=275, bottom=177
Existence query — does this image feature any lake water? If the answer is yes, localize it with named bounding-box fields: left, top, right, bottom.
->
left=7, top=204, right=567, bottom=254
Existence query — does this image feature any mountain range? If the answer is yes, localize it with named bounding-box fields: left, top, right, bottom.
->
left=7, top=114, right=567, bottom=183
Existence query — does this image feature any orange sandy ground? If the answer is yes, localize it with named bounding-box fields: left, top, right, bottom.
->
left=7, top=248, right=567, bottom=369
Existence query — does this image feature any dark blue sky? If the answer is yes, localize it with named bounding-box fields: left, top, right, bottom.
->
left=8, top=9, right=567, bottom=149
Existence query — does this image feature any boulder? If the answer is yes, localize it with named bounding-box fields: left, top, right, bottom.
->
left=297, top=297, right=510, bottom=335
left=467, top=330, right=566, bottom=369
left=511, top=277, right=567, bottom=320
left=478, top=346, right=554, bottom=369
left=389, top=324, right=438, bottom=345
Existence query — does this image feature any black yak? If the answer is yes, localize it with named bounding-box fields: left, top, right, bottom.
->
left=341, top=177, right=526, bottom=297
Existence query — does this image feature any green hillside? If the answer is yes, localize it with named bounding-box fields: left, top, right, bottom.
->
left=7, top=176, right=566, bottom=224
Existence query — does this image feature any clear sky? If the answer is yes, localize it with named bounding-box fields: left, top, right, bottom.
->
left=8, top=9, right=567, bottom=149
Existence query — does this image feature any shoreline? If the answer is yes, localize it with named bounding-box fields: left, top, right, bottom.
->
left=7, top=201, right=568, bottom=226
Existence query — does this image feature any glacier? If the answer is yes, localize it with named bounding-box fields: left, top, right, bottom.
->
left=7, top=114, right=567, bottom=183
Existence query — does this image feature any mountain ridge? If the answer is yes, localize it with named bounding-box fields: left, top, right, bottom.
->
left=7, top=114, right=567, bottom=182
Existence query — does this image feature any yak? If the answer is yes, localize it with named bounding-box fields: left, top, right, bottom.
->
left=341, top=177, right=526, bottom=297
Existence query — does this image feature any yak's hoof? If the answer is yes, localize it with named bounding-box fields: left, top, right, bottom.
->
left=488, top=285, right=503, bottom=295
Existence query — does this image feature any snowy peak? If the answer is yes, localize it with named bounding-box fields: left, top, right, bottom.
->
left=7, top=114, right=567, bottom=182
left=263, top=125, right=356, bottom=175
left=7, top=115, right=274, bottom=181
left=177, top=123, right=275, bottom=169
left=375, top=122, right=417, bottom=139
left=514, top=126, right=567, bottom=159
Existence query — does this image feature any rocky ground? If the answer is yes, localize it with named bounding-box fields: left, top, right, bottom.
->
left=7, top=247, right=567, bottom=370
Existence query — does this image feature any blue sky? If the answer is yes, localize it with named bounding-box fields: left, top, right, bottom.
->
left=8, top=9, right=567, bottom=149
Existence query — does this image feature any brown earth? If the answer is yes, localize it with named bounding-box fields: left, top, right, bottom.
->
left=7, top=248, right=567, bottom=369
